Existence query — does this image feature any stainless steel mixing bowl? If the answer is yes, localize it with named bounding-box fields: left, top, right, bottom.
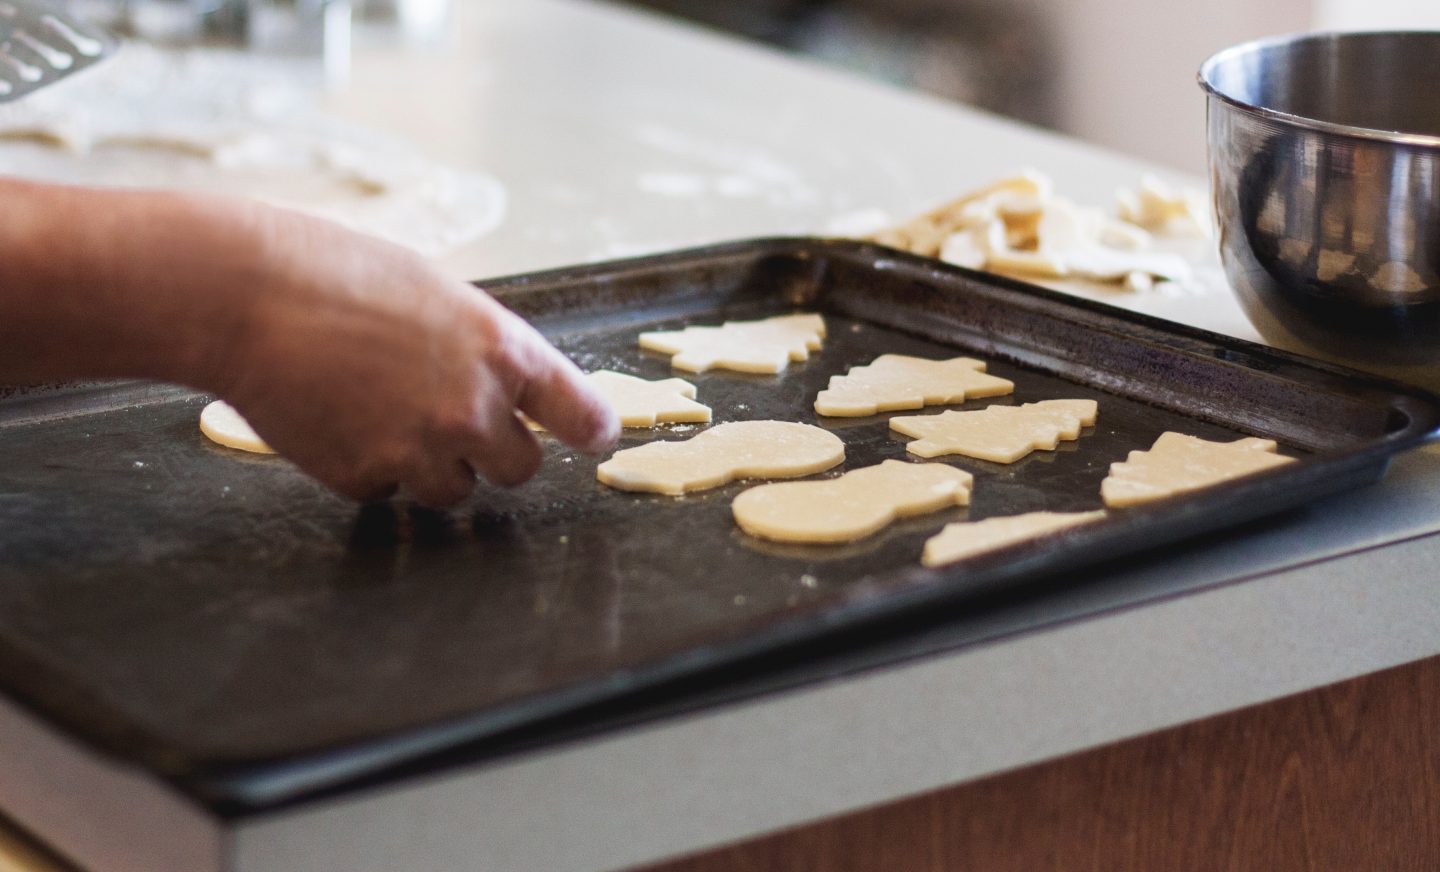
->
left=1200, top=31, right=1440, bottom=385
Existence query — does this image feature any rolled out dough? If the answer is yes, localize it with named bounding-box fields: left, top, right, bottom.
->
left=1101, top=431, right=1295, bottom=508
left=732, top=459, right=973, bottom=544
left=0, top=45, right=506, bottom=258
left=596, top=421, right=844, bottom=495
left=922, top=510, right=1107, bottom=567
left=638, top=313, right=826, bottom=374
left=890, top=399, right=1098, bottom=462
left=814, top=354, right=1014, bottom=417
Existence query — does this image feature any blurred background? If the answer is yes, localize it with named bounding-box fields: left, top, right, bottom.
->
left=41, top=0, right=1440, bottom=175
left=621, top=0, right=1440, bottom=173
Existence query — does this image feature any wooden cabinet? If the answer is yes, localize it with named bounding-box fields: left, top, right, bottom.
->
left=644, top=655, right=1440, bottom=871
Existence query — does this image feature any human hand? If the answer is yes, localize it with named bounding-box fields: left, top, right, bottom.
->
left=203, top=203, right=619, bottom=506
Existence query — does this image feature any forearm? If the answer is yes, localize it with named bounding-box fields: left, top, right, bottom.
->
left=0, top=177, right=617, bottom=504
left=0, top=177, right=260, bottom=389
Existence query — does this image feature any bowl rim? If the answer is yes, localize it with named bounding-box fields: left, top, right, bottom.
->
left=1198, top=29, right=1440, bottom=149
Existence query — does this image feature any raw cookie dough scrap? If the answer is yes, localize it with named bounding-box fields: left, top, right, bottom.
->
left=868, top=171, right=1051, bottom=257
left=863, top=169, right=1195, bottom=289
left=529, top=370, right=711, bottom=430
left=890, top=399, right=1098, bottom=462
left=922, top=510, right=1107, bottom=567
left=814, top=354, right=1015, bottom=417
left=732, top=459, right=973, bottom=544
left=638, top=313, right=825, bottom=374
left=200, top=400, right=275, bottom=454
left=1115, top=175, right=1212, bottom=238
left=1100, top=431, right=1296, bottom=508
left=596, top=421, right=844, bottom=495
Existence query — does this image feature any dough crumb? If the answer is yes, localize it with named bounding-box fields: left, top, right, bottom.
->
left=200, top=400, right=275, bottom=454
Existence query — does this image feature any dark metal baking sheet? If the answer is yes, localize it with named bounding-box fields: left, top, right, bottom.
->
left=0, top=237, right=1435, bottom=813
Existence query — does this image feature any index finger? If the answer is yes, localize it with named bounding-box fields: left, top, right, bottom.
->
left=507, top=320, right=619, bottom=455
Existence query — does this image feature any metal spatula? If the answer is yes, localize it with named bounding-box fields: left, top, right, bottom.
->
left=0, top=0, right=115, bottom=103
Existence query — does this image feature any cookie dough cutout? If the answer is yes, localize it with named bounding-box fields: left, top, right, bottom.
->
left=638, top=313, right=826, bottom=374
left=1101, top=432, right=1296, bottom=508
left=199, top=400, right=275, bottom=454
left=597, top=421, right=844, bottom=495
left=890, top=399, right=1098, bottom=462
left=922, top=510, right=1107, bottom=567
left=732, top=460, right=973, bottom=544
left=529, top=371, right=711, bottom=430
left=815, top=355, right=1015, bottom=417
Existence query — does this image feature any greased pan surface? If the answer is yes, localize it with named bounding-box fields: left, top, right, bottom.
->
left=0, top=238, right=1435, bottom=812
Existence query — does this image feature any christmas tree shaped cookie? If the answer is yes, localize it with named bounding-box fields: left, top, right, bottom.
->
left=638, top=313, right=826, bottom=374
left=1101, top=432, right=1295, bottom=507
left=814, top=354, right=1015, bottom=417
left=890, top=399, right=1098, bottom=462
left=588, top=370, right=711, bottom=427
left=527, top=371, right=711, bottom=431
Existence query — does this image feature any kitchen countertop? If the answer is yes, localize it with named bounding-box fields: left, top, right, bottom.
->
left=7, top=1, right=1440, bottom=870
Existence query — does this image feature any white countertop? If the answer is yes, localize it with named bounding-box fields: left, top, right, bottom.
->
left=9, top=1, right=1440, bottom=870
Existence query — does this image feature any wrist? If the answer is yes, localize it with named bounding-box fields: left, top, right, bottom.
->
left=135, top=192, right=276, bottom=395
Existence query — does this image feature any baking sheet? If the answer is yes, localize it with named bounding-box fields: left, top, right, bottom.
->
left=0, top=238, right=1434, bottom=812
